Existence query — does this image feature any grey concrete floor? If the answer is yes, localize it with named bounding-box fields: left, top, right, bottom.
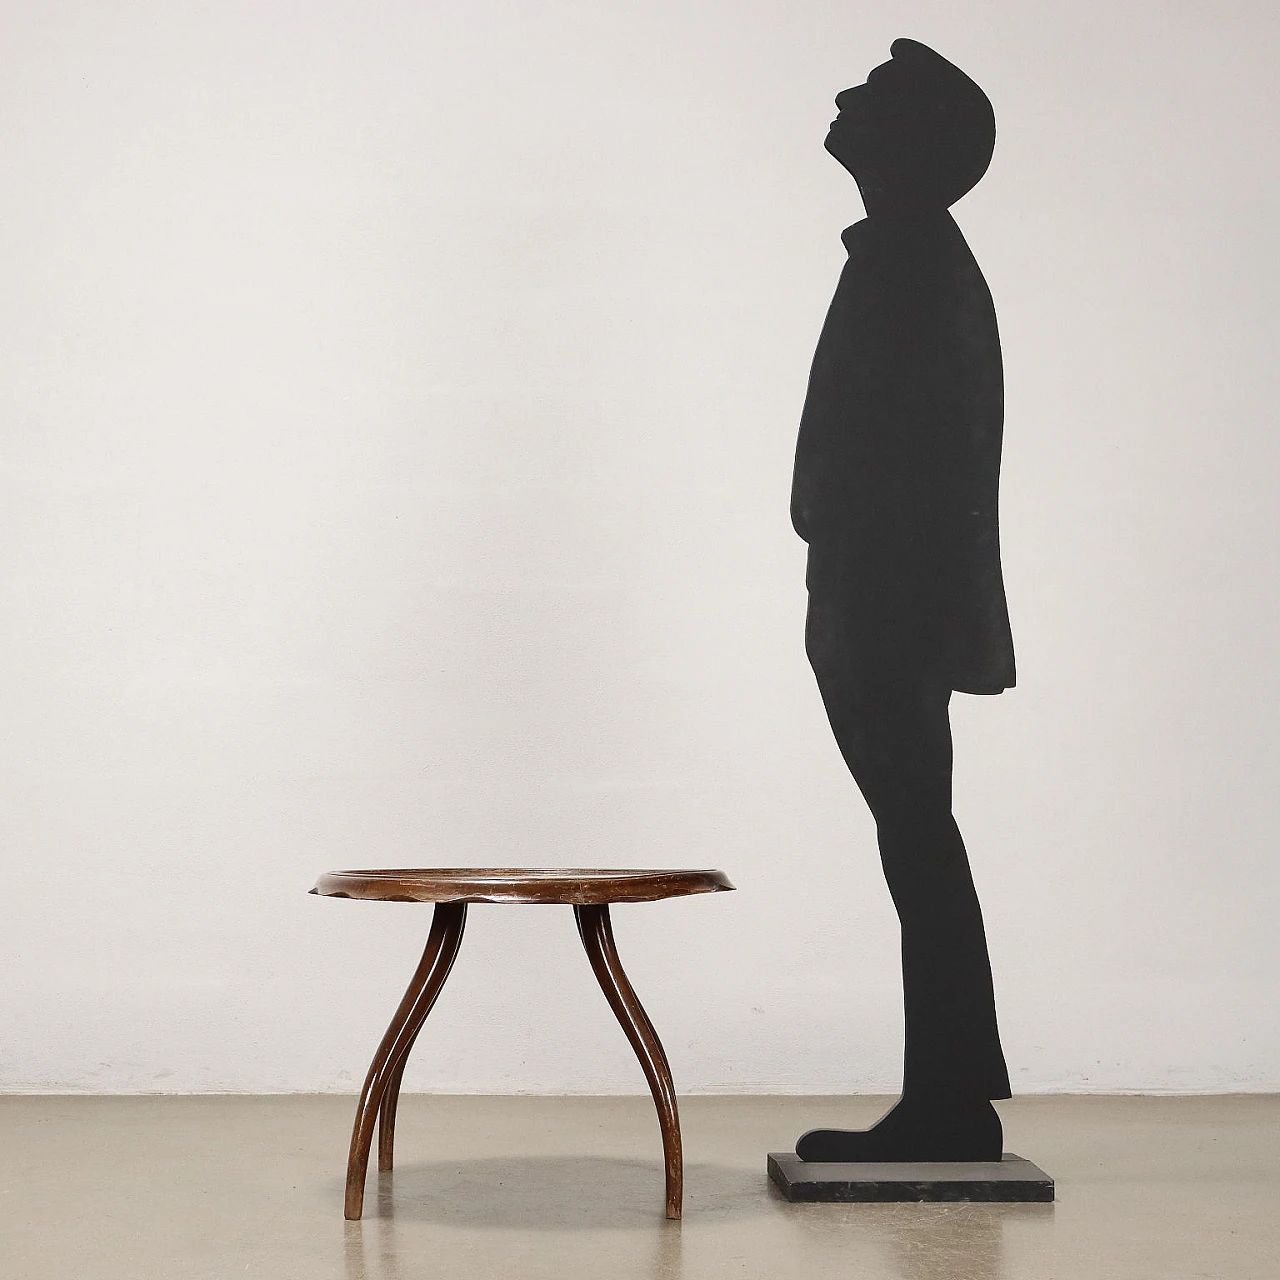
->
left=2, top=1095, right=1277, bottom=1279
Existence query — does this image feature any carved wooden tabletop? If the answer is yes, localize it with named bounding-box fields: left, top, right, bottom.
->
left=311, top=866, right=734, bottom=905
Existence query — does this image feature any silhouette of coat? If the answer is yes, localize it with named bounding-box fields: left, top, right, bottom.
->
left=791, top=212, right=1014, bottom=695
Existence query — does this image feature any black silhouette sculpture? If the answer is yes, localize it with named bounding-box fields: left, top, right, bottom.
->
left=791, top=39, right=1014, bottom=1163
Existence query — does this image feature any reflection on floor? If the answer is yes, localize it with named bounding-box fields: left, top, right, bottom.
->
left=2, top=1094, right=1276, bottom=1279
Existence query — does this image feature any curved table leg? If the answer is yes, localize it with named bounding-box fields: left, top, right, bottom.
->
left=574, top=903, right=682, bottom=1219
left=377, top=964, right=447, bottom=1172
left=377, top=1056, right=409, bottom=1173
left=344, top=901, right=467, bottom=1219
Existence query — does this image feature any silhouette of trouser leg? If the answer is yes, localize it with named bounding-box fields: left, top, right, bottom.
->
left=806, top=601, right=1009, bottom=1101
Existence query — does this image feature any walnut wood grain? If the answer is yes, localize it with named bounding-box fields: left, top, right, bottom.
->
left=312, top=867, right=734, bottom=905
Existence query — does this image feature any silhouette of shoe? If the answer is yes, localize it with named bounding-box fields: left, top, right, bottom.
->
left=795, top=1097, right=1003, bottom=1162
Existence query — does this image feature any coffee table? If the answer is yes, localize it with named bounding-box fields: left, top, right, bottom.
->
left=312, top=867, right=734, bottom=1219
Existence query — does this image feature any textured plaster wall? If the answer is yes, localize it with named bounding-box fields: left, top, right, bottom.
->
left=2, top=0, right=1278, bottom=1094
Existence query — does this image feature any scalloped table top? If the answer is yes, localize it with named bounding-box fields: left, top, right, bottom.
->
left=310, top=867, right=736, bottom=906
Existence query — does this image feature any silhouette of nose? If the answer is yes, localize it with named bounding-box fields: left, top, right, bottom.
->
left=834, top=84, right=865, bottom=111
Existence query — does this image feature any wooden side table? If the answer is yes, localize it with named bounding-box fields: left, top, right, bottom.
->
left=311, top=867, right=734, bottom=1220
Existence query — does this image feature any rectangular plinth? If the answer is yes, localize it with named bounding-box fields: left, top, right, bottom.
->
left=768, top=1152, right=1054, bottom=1203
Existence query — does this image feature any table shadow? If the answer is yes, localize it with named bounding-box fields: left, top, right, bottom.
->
left=339, top=1155, right=761, bottom=1230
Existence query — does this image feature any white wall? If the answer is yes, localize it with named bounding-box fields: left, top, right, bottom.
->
left=2, top=0, right=1277, bottom=1095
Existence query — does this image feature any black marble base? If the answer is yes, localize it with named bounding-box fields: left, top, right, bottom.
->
left=767, top=1152, right=1054, bottom=1203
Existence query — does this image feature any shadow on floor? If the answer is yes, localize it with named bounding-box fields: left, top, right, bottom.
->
left=341, top=1155, right=763, bottom=1230
left=340, top=1157, right=1057, bottom=1280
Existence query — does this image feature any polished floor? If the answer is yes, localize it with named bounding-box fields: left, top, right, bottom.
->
left=3, top=1094, right=1277, bottom=1279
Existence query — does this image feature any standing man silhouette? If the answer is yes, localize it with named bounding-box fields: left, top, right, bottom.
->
left=791, top=38, right=1014, bottom=1162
